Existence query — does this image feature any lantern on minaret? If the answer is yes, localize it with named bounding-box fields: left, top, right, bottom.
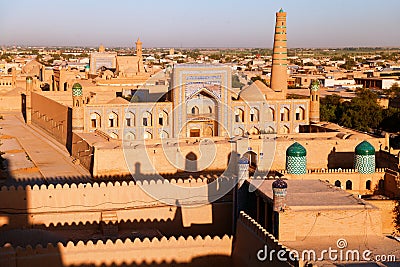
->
left=72, top=83, right=84, bottom=133
left=11, top=67, right=16, bottom=87
left=25, top=76, right=33, bottom=124
left=135, top=37, right=144, bottom=72
left=309, top=80, right=320, bottom=123
left=272, top=178, right=288, bottom=212
left=238, top=156, right=250, bottom=181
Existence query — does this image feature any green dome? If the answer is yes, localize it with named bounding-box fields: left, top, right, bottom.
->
left=26, top=76, right=33, bottom=81
left=355, top=141, right=375, bottom=156
left=279, top=8, right=284, bottom=13
left=72, top=83, right=83, bottom=97
left=286, top=142, right=307, bottom=157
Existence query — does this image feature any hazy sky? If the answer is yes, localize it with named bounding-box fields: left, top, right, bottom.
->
left=1, top=0, right=399, bottom=48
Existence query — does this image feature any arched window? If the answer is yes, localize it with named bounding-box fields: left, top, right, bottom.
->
left=160, top=130, right=169, bottom=139
left=334, top=180, right=341, bottom=188
left=191, top=106, right=199, bottom=115
left=346, top=180, right=353, bottom=190
left=234, top=127, right=244, bottom=136
left=250, top=107, right=259, bottom=122
left=125, top=112, right=135, bottom=127
left=249, top=126, right=260, bottom=135
left=159, top=111, right=168, bottom=126
left=142, top=112, right=152, bottom=126
left=269, top=107, right=275, bottom=121
left=125, top=132, right=135, bottom=140
left=280, top=107, right=290, bottom=121
left=366, top=180, right=371, bottom=190
left=208, top=106, right=213, bottom=114
left=109, top=132, right=118, bottom=139
left=144, top=131, right=152, bottom=140
left=90, top=113, right=101, bottom=128
left=280, top=125, right=290, bottom=134
left=235, top=108, right=244, bottom=123
left=266, top=126, right=275, bottom=134
left=295, top=107, right=305, bottom=121
left=108, top=112, right=118, bottom=128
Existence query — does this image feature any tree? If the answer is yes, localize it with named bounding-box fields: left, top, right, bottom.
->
left=320, top=90, right=387, bottom=132
left=232, top=75, right=244, bottom=88
left=250, top=76, right=268, bottom=86
left=338, top=89, right=382, bottom=131
left=339, top=57, right=357, bottom=70
left=320, top=94, right=341, bottom=122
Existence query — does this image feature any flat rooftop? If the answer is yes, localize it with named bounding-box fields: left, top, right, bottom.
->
left=249, top=179, right=376, bottom=210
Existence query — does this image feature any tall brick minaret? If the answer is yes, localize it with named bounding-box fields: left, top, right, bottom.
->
left=270, top=8, right=288, bottom=97
left=135, top=37, right=144, bottom=72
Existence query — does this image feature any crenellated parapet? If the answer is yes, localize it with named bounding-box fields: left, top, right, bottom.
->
left=0, top=178, right=235, bottom=227
left=0, top=235, right=233, bottom=266
left=272, top=168, right=387, bottom=174
left=234, top=211, right=300, bottom=267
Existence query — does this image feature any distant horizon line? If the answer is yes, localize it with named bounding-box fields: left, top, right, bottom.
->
left=2, top=45, right=400, bottom=50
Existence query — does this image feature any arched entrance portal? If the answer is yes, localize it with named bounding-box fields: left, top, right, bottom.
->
left=243, top=151, right=257, bottom=169
left=186, top=90, right=219, bottom=138
left=204, top=126, right=213, bottom=137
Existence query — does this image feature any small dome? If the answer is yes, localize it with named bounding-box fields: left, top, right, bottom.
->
left=272, top=178, right=287, bottom=189
left=355, top=141, right=375, bottom=156
left=238, top=157, right=249, bottom=164
left=279, top=8, right=284, bottom=13
left=72, top=83, right=82, bottom=90
left=72, top=83, right=83, bottom=97
left=310, top=80, right=320, bottom=91
left=26, top=76, right=33, bottom=81
left=286, top=142, right=307, bottom=157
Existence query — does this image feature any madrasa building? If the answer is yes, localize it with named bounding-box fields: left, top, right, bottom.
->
left=22, top=8, right=387, bottom=179
left=1, top=9, right=399, bottom=267
left=72, top=9, right=318, bottom=140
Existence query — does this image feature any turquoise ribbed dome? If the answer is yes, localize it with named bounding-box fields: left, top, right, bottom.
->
left=286, top=142, right=307, bottom=157
left=355, top=141, right=375, bottom=156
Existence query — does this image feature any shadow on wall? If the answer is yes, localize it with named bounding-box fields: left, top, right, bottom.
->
left=21, top=94, right=26, bottom=123
left=0, top=161, right=235, bottom=267
left=327, top=147, right=355, bottom=169
left=0, top=158, right=64, bottom=265
left=67, top=256, right=233, bottom=267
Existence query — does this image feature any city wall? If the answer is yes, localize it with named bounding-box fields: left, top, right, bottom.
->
left=0, top=179, right=233, bottom=232
left=0, top=235, right=233, bottom=267
left=383, top=169, right=400, bottom=198
left=82, top=135, right=385, bottom=177
left=31, top=92, right=70, bottom=148
left=270, top=137, right=384, bottom=170
left=365, top=199, right=396, bottom=234
left=278, top=206, right=382, bottom=242
left=232, top=211, right=299, bottom=267
left=280, top=168, right=386, bottom=195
